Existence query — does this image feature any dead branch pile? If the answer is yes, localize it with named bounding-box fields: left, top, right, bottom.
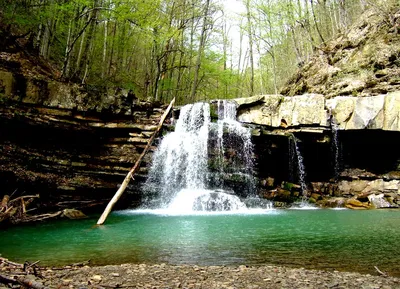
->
left=0, top=193, right=41, bottom=224
left=0, top=192, right=87, bottom=226
left=0, top=257, right=49, bottom=289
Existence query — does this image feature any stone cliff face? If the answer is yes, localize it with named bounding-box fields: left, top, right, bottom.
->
left=236, top=92, right=400, bottom=131
left=0, top=69, right=166, bottom=212
left=234, top=93, right=400, bottom=209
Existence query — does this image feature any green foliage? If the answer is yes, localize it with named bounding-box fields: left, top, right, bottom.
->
left=1, top=0, right=391, bottom=105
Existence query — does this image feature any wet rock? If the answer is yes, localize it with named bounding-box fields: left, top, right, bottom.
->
left=318, top=197, right=346, bottom=208
left=345, top=198, right=371, bottom=209
left=274, top=188, right=292, bottom=202
left=260, top=177, right=275, bottom=188
left=61, top=209, right=87, bottom=219
left=310, top=193, right=322, bottom=201
left=368, top=193, right=391, bottom=208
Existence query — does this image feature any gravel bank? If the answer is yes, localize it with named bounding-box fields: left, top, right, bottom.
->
left=36, top=263, right=400, bottom=288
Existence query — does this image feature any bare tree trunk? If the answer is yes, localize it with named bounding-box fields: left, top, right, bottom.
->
left=61, top=19, right=73, bottom=78
left=75, top=11, right=88, bottom=75
left=245, top=0, right=254, bottom=96
left=190, top=0, right=211, bottom=101
left=310, top=0, right=325, bottom=43
left=78, top=0, right=99, bottom=81
left=236, top=21, right=244, bottom=98
left=338, top=0, right=347, bottom=30
left=102, top=19, right=108, bottom=79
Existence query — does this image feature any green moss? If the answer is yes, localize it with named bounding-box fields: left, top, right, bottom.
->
left=283, top=182, right=294, bottom=191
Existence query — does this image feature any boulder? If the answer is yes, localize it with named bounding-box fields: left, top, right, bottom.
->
left=345, top=95, right=385, bottom=130
left=61, top=209, right=87, bottom=219
left=367, top=193, right=391, bottom=208
left=236, top=92, right=400, bottom=132
left=260, top=177, right=275, bottom=188
left=237, top=94, right=327, bottom=128
left=310, top=193, right=322, bottom=201
left=345, top=199, right=371, bottom=210
left=326, top=97, right=356, bottom=129
left=319, top=197, right=346, bottom=208
left=383, top=91, right=400, bottom=131
left=233, top=95, right=265, bottom=109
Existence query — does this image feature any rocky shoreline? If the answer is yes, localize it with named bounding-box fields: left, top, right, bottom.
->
left=1, top=260, right=400, bottom=289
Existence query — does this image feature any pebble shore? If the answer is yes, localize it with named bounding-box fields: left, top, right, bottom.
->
left=38, top=263, right=400, bottom=289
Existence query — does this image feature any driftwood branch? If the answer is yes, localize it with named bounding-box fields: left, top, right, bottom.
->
left=96, top=98, right=175, bottom=225
left=9, top=195, right=40, bottom=204
left=374, top=266, right=388, bottom=277
left=0, top=257, right=24, bottom=268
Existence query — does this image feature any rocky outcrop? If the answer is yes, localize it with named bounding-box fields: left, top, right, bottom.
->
left=236, top=94, right=328, bottom=128
left=280, top=8, right=400, bottom=98
left=236, top=92, right=400, bottom=132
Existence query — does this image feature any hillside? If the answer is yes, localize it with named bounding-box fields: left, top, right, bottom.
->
left=280, top=7, right=400, bottom=98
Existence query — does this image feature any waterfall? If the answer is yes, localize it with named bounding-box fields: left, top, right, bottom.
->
left=330, top=117, right=341, bottom=179
left=288, top=135, right=307, bottom=198
left=213, top=100, right=255, bottom=195
left=144, top=100, right=263, bottom=212
left=144, top=102, right=211, bottom=208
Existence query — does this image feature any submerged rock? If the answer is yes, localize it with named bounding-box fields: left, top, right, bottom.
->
left=192, top=190, right=247, bottom=211
left=61, top=209, right=88, bottom=219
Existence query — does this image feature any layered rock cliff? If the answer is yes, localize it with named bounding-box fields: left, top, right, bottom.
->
left=0, top=65, right=167, bottom=212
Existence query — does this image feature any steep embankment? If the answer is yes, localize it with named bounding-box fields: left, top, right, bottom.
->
left=280, top=8, right=400, bottom=98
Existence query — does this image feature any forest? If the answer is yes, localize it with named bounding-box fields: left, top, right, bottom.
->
left=0, top=0, right=397, bottom=104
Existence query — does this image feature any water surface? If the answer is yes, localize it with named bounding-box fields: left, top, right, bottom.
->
left=1, top=209, right=399, bottom=276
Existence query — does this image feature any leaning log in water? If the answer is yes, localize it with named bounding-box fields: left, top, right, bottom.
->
left=96, top=98, right=176, bottom=225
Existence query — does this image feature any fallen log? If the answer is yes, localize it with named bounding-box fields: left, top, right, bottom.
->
left=96, top=97, right=175, bottom=225
left=20, top=211, right=63, bottom=223
left=9, top=195, right=40, bottom=205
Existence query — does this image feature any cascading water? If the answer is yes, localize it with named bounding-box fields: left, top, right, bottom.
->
left=212, top=100, right=255, bottom=195
left=144, top=102, right=210, bottom=208
left=330, top=117, right=341, bottom=179
left=288, top=135, right=307, bottom=199
left=144, top=101, right=263, bottom=213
